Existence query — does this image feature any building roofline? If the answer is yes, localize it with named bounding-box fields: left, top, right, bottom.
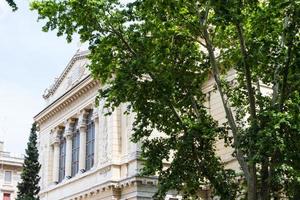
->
left=34, top=74, right=92, bottom=121
left=43, top=50, right=90, bottom=99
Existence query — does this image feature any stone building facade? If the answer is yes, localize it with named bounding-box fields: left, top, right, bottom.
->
left=0, top=142, right=23, bottom=200
left=34, top=50, right=254, bottom=200
left=34, top=51, right=164, bottom=200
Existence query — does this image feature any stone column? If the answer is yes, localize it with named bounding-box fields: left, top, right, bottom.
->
left=52, top=128, right=61, bottom=184
left=92, top=108, right=99, bottom=167
left=64, top=119, right=75, bottom=179
left=79, top=110, right=88, bottom=172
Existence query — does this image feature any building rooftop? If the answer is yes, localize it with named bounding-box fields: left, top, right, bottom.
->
left=0, top=141, right=23, bottom=167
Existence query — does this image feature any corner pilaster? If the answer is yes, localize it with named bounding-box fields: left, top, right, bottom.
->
left=51, top=126, right=63, bottom=184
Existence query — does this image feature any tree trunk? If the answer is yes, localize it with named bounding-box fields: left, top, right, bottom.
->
left=235, top=22, right=258, bottom=200
left=202, top=26, right=251, bottom=188
left=260, top=159, right=270, bottom=200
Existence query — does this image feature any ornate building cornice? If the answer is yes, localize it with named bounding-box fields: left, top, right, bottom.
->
left=34, top=76, right=98, bottom=125
left=67, top=176, right=158, bottom=200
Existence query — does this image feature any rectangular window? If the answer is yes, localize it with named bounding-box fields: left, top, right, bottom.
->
left=58, top=131, right=66, bottom=182
left=4, top=171, right=12, bottom=184
left=71, top=120, right=80, bottom=177
left=86, top=110, right=95, bottom=170
left=3, top=193, right=11, bottom=200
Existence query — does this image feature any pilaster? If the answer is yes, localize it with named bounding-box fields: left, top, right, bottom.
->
left=64, top=119, right=75, bottom=179
left=92, top=108, right=99, bottom=167
left=51, top=127, right=63, bottom=184
left=111, top=107, right=122, bottom=161
left=79, top=109, right=88, bottom=172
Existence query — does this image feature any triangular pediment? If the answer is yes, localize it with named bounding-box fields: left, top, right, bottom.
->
left=43, top=51, right=90, bottom=104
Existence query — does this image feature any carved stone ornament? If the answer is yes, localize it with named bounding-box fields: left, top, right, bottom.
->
left=92, top=108, right=99, bottom=120
left=78, top=109, right=89, bottom=130
left=64, top=118, right=77, bottom=138
left=51, top=126, right=64, bottom=146
left=66, top=60, right=88, bottom=90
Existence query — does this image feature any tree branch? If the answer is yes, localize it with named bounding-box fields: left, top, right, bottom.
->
left=105, top=10, right=137, bottom=56
left=235, top=23, right=257, bottom=120
left=235, top=22, right=258, bottom=200
left=202, top=26, right=250, bottom=183
left=279, top=43, right=292, bottom=110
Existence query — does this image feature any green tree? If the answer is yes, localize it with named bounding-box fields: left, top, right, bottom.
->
left=30, top=0, right=300, bottom=199
left=16, top=123, right=41, bottom=200
left=5, top=0, right=17, bottom=11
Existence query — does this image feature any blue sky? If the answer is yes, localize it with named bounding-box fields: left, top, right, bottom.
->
left=0, top=0, right=79, bottom=154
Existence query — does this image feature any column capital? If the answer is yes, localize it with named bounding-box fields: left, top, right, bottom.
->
left=79, top=124, right=87, bottom=132
left=65, top=133, right=73, bottom=140
left=64, top=118, right=76, bottom=138
left=52, top=138, right=60, bottom=146
left=78, top=109, right=89, bottom=129
left=51, top=126, right=64, bottom=146
left=92, top=109, right=99, bottom=120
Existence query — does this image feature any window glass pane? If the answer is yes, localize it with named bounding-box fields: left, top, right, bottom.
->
left=58, top=130, right=66, bottom=182
left=71, top=122, right=80, bottom=177
left=86, top=110, right=95, bottom=170
left=4, top=171, right=12, bottom=183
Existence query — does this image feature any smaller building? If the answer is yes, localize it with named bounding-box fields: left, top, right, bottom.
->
left=0, top=142, right=23, bottom=200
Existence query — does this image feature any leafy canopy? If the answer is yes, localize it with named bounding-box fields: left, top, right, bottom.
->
left=31, top=0, right=300, bottom=199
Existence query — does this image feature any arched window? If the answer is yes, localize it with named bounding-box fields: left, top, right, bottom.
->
left=58, top=130, right=66, bottom=182
left=86, top=110, right=95, bottom=170
left=71, top=120, right=80, bottom=177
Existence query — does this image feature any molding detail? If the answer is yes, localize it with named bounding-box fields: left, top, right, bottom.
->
left=78, top=109, right=89, bottom=130
left=51, top=127, right=64, bottom=146
left=35, top=79, right=98, bottom=125
left=66, top=176, right=158, bottom=200
left=98, top=166, right=111, bottom=175
left=64, top=118, right=77, bottom=138
left=43, top=51, right=89, bottom=100
left=92, top=109, right=99, bottom=120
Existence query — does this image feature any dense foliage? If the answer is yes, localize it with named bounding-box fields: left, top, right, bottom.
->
left=30, top=0, right=300, bottom=199
left=16, top=123, right=41, bottom=200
